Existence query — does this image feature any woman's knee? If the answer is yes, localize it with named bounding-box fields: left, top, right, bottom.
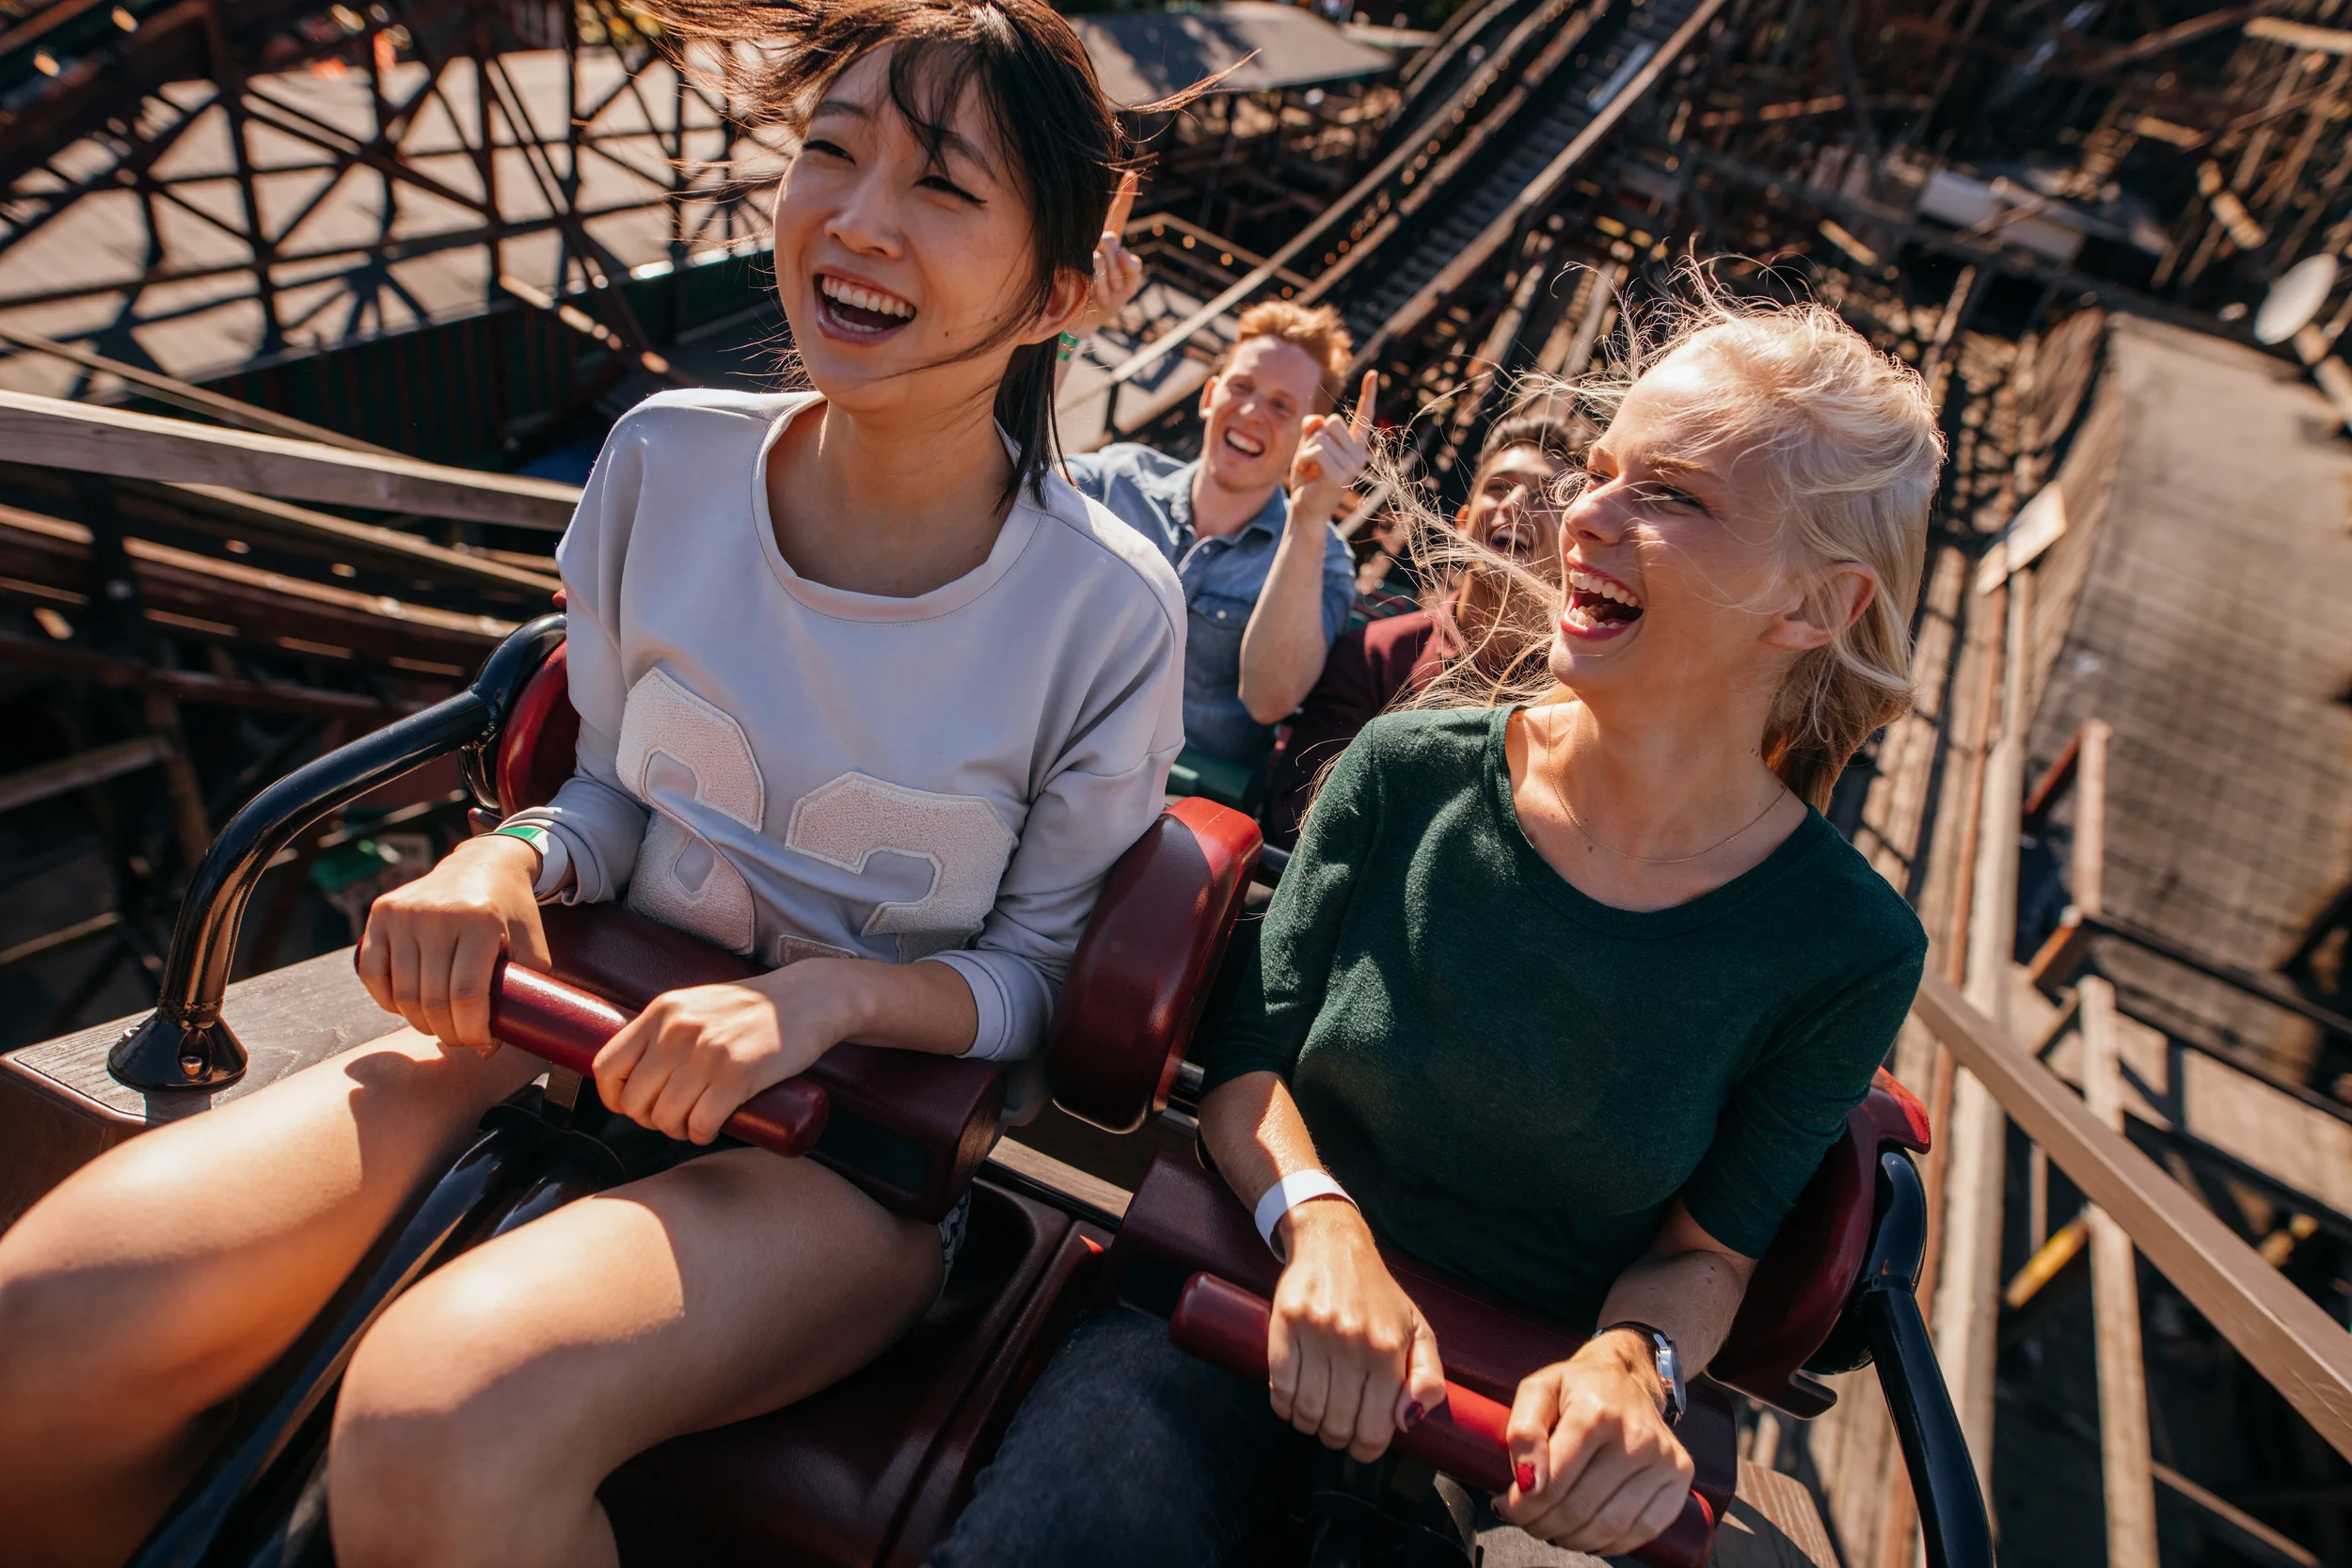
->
left=328, top=1277, right=578, bottom=1568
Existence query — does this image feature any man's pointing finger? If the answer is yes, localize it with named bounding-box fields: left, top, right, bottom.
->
left=1104, top=170, right=1138, bottom=239
left=1350, top=370, right=1378, bottom=439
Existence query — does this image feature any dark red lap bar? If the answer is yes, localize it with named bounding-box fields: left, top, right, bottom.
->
left=1167, top=1273, right=1716, bottom=1568
left=484, top=958, right=831, bottom=1157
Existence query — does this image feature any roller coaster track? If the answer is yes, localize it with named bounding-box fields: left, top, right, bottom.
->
left=1100, top=0, right=1570, bottom=394
left=1104, top=0, right=1724, bottom=435
left=1316, top=0, right=1727, bottom=367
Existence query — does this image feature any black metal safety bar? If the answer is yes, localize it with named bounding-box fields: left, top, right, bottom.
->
left=108, top=614, right=565, bottom=1091
left=1854, top=1151, right=1995, bottom=1568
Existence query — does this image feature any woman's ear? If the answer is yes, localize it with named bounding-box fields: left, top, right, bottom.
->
left=1023, top=264, right=1091, bottom=345
left=1761, top=562, right=1881, bottom=652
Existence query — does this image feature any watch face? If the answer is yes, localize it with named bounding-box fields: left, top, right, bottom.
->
left=1651, top=1337, right=1684, bottom=1419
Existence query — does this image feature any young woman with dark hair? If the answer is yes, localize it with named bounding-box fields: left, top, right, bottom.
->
left=0, top=8, right=1195, bottom=1565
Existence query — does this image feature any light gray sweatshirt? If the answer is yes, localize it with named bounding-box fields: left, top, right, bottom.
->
left=506, top=388, right=1186, bottom=1062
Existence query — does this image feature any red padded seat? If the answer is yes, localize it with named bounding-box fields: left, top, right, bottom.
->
left=1710, top=1070, right=1931, bottom=1416
left=494, top=639, right=580, bottom=816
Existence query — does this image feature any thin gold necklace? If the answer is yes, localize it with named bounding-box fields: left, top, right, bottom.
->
left=1541, top=755, right=1790, bottom=866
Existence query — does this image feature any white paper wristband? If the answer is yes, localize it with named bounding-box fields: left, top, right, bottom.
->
left=1253, top=1170, right=1356, bottom=1259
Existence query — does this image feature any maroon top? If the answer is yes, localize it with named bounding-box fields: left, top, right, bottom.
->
left=1263, top=608, right=1453, bottom=845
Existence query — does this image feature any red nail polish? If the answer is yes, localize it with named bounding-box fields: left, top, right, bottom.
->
left=1402, top=1402, right=1425, bottom=1428
left=1515, top=1463, right=1536, bottom=1493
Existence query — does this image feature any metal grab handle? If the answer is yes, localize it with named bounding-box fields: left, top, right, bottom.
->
left=1167, top=1273, right=1717, bottom=1568
left=111, top=613, right=567, bottom=1091
left=484, top=960, right=830, bottom=1158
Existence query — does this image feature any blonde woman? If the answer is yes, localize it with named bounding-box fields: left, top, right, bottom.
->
left=930, top=292, right=1943, bottom=1566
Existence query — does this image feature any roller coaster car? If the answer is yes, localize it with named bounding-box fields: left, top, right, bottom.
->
left=101, top=618, right=1991, bottom=1568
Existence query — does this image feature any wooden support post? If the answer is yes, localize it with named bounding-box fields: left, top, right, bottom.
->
left=1934, top=569, right=2032, bottom=1499
left=1920, top=264, right=1978, bottom=405
left=1880, top=562, right=2009, bottom=1568
left=2028, top=718, right=2108, bottom=989
left=140, top=690, right=214, bottom=876
left=2082, top=974, right=2160, bottom=1568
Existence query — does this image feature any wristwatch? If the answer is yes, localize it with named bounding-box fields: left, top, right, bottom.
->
left=1602, top=1321, right=1686, bottom=1425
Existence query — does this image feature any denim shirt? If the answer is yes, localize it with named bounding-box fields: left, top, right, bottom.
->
left=1063, top=444, right=1356, bottom=764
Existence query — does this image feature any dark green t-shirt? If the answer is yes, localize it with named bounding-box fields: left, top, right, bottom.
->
left=1200, top=706, right=1928, bottom=1329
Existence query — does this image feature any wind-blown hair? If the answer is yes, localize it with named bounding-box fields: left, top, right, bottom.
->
left=1403, top=411, right=1591, bottom=705
left=644, top=0, right=1201, bottom=507
left=1391, top=273, right=1944, bottom=811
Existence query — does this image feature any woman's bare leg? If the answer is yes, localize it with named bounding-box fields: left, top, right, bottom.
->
left=327, top=1148, right=941, bottom=1568
left=0, top=1027, right=537, bottom=1568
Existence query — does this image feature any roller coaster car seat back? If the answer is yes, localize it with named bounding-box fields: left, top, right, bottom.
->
left=489, top=637, right=580, bottom=815
left=1710, top=1069, right=1931, bottom=1417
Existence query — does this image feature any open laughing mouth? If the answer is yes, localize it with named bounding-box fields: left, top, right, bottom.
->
left=1220, top=427, right=1267, bottom=461
left=816, top=273, right=916, bottom=339
left=1562, top=563, right=1644, bottom=640
left=1485, top=518, right=1540, bottom=560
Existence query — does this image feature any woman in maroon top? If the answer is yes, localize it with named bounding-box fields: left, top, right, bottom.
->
left=1263, top=413, right=1587, bottom=844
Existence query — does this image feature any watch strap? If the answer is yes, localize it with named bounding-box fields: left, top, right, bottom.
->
left=1600, top=1320, right=1686, bottom=1423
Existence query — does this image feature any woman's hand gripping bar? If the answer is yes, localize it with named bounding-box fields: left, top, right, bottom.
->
left=1167, top=1273, right=1717, bottom=1568
left=472, top=958, right=831, bottom=1157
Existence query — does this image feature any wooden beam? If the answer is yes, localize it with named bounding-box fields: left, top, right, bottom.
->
left=498, top=276, right=677, bottom=381
left=1913, top=969, right=2352, bottom=1461
left=0, top=324, right=404, bottom=456
left=2074, top=0, right=2296, bottom=73
left=2247, top=15, right=2352, bottom=54
left=0, top=632, right=412, bottom=719
left=0, top=392, right=580, bottom=531
left=134, top=483, right=560, bottom=597
left=2082, top=975, right=2160, bottom=1568
left=2074, top=721, right=2108, bottom=919
left=2198, top=161, right=2270, bottom=248
left=2022, top=724, right=2083, bottom=828
left=1133, top=214, right=1315, bottom=293
left=2027, top=719, right=2109, bottom=988
left=0, top=503, right=518, bottom=667
left=0, top=736, right=173, bottom=815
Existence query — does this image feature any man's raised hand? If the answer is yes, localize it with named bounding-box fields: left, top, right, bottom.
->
left=1077, top=171, right=1144, bottom=337
left=1289, top=369, right=1379, bottom=518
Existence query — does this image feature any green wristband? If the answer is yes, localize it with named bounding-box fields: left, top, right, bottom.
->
left=490, top=822, right=550, bottom=860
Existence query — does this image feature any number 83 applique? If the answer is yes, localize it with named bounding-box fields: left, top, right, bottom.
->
left=616, top=669, right=1016, bottom=963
